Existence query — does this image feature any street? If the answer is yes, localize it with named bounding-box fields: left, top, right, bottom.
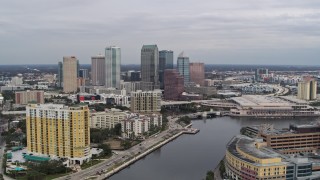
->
left=56, top=116, right=184, bottom=180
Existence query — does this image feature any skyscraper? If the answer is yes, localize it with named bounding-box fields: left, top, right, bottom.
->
left=297, top=77, right=317, bottom=100
left=91, top=55, right=105, bottom=86
left=63, top=56, right=78, bottom=93
left=26, top=104, right=91, bottom=165
left=159, top=50, right=174, bottom=89
left=141, top=45, right=160, bottom=90
left=79, top=69, right=89, bottom=79
left=105, top=46, right=121, bottom=89
left=189, top=62, right=205, bottom=86
left=164, top=69, right=184, bottom=100
left=177, top=52, right=190, bottom=85
left=57, top=61, right=63, bottom=87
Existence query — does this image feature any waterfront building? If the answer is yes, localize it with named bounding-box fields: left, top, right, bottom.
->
left=159, top=50, right=174, bottom=89
left=230, top=95, right=320, bottom=117
left=245, top=123, right=320, bottom=155
left=26, top=104, right=91, bottom=165
left=130, top=90, right=161, bottom=113
left=189, top=62, right=205, bottom=86
left=141, top=45, right=160, bottom=91
left=164, top=69, right=184, bottom=100
left=297, top=77, right=317, bottom=101
left=57, top=61, right=63, bottom=87
left=105, top=46, right=121, bottom=89
left=15, top=90, right=44, bottom=105
left=177, top=52, right=190, bottom=85
left=63, top=56, right=78, bottom=93
left=90, top=108, right=127, bottom=129
left=121, top=114, right=162, bottom=138
left=91, top=55, right=105, bottom=86
left=225, top=135, right=320, bottom=180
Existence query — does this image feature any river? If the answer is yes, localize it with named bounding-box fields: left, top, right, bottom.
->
left=109, top=116, right=319, bottom=180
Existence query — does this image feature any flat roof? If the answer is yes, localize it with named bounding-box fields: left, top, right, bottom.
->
left=231, top=95, right=293, bottom=107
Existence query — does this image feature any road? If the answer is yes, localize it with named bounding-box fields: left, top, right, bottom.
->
left=56, top=116, right=184, bottom=180
left=0, top=125, right=15, bottom=180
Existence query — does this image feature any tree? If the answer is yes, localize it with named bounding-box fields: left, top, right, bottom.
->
left=26, top=160, right=70, bottom=175
left=178, top=116, right=191, bottom=125
left=98, top=143, right=112, bottom=157
left=219, top=160, right=226, bottom=178
left=121, top=140, right=132, bottom=150
left=206, top=170, right=214, bottom=180
left=112, top=123, right=121, bottom=136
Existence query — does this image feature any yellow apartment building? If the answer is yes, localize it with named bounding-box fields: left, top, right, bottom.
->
left=26, top=104, right=91, bottom=165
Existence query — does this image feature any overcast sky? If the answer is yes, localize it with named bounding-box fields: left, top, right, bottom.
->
left=1, top=0, right=320, bottom=65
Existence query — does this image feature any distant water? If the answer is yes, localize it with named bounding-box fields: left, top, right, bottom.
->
left=109, top=116, right=319, bottom=180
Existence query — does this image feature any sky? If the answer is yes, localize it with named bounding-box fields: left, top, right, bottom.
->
left=1, top=0, right=320, bottom=65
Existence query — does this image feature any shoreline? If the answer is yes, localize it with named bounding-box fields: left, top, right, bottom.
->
left=87, top=123, right=196, bottom=180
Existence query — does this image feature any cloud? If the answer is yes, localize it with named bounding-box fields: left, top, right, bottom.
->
left=1, top=0, right=320, bottom=65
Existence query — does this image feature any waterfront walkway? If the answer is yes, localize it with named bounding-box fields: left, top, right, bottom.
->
left=55, top=117, right=198, bottom=180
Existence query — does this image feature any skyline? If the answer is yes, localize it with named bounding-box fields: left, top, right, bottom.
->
left=1, top=0, right=320, bottom=65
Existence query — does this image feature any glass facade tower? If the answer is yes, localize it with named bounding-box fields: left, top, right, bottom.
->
left=105, top=46, right=121, bottom=89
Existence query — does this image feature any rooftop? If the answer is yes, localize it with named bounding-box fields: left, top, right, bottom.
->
left=231, top=95, right=293, bottom=107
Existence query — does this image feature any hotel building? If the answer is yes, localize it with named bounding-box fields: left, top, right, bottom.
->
left=225, top=135, right=320, bottom=180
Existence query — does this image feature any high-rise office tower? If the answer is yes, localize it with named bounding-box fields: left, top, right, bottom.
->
left=79, top=69, right=89, bottom=79
left=159, top=50, right=174, bottom=89
left=177, top=52, right=190, bottom=85
left=164, top=69, right=184, bottom=100
left=63, top=56, right=78, bottom=93
left=189, top=62, right=205, bottom=86
left=26, top=104, right=91, bottom=165
left=141, top=45, right=160, bottom=91
left=91, top=55, right=105, bottom=86
left=105, top=46, right=121, bottom=89
left=297, top=77, right=317, bottom=100
left=57, top=61, right=63, bottom=87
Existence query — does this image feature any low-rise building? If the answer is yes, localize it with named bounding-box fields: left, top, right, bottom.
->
left=100, top=93, right=130, bottom=106
left=121, top=114, right=162, bottom=138
left=90, top=108, right=127, bottom=129
left=15, top=90, right=44, bottom=105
